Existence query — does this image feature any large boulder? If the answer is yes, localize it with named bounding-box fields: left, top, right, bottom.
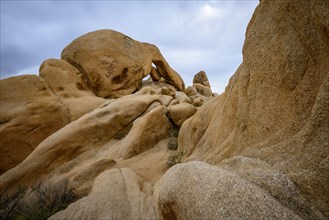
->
left=0, top=87, right=160, bottom=192
left=178, top=0, right=329, bottom=217
left=219, top=156, right=322, bottom=219
left=0, top=59, right=107, bottom=174
left=193, top=83, right=212, bottom=98
left=1, top=1, right=328, bottom=219
left=50, top=168, right=157, bottom=220
left=39, top=59, right=105, bottom=121
left=168, top=103, right=196, bottom=127
left=193, top=70, right=211, bottom=88
left=117, top=106, right=172, bottom=159
left=158, top=161, right=299, bottom=219
left=0, top=75, right=70, bottom=173
left=61, top=29, right=185, bottom=98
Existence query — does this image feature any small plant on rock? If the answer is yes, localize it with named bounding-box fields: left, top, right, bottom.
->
left=167, top=150, right=187, bottom=167
left=0, top=186, right=27, bottom=220
left=0, top=179, right=77, bottom=220
left=167, top=137, right=178, bottom=150
left=167, top=125, right=179, bottom=151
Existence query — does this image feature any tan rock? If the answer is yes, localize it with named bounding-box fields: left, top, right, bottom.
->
left=219, top=156, right=322, bottom=219
left=193, top=83, right=213, bottom=98
left=150, top=66, right=161, bottom=81
left=174, top=91, right=192, bottom=104
left=115, top=138, right=171, bottom=184
left=160, top=86, right=175, bottom=97
left=168, top=103, right=196, bottom=127
left=143, top=101, right=162, bottom=114
left=50, top=168, right=157, bottom=220
left=159, top=95, right=173, bottom=106
left=2, top=1, right=329, bottom=219
left=178, top=0, right=329, bottom=217
left=39, top=58, right=106, bottom=121
left=141, top=81, right=176, bottom=95
left=185, top=86, right=197, bottom=97
left=61, top=29, right=185, bottom=98
left=0, top=87, right=159, bottom=192
left=67, top=158, right=117, bottom=196
left=0, top=75, right=70, bottom=173
left=192, top=96, right=204, bottom=107
left=118, top=106, right=172, bottom=159
left=158, top=161, right=300, bottom=219
left=168, top=99, right=180, bottom=107
left=193, top=70, right=211, bottom=88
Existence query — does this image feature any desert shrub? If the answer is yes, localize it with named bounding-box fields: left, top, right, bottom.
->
left=168, top=126, right=179, bottom=138
left=0, top=180, right=77, bottom=220
left=0, top=186, right=27, bottom=220
left=167, top=150, right=186, bottom=167
left=167, top=125, right=179, bottom=150
left=167, top=137, right=178, bottom=150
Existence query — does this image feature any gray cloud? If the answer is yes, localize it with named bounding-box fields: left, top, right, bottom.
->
left=0, top=1, right=258, bottom=93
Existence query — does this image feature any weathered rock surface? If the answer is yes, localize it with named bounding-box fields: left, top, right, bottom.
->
left=1, top=0, right=328, bottom=219
left=193, top=83, right=212, bottom=98
left=158, top=161, right=300, bottom=219
left=173, top=91, right=191, bottom=104
left=0, top=75, right=70, bottom=173
left=50, top=168, right=157, bottom=220
left=160, top=87, right=175, bottom=97
left=219, top=156, right=322, bottom=219
left=178, top=0, right=329, bottom=218
left=142, top=80, right=176, bottom=95
left=1, top=29, right=191, bottom=219
left=0, top=87, right=160, bottom=192
left=61, top=29, right=185, bottom=98
left=0, top=60, right=106, bottom=174
left=39, top=59, right=106, bottom=121
left=185, top=86, right=197, bottom=97
left=117, top=106, right=172, bottom=159
left=192, top=96, right=207, bottom=107
left=168, top=103, right=196, bottom=127
left=193, top=70, right=210, bottom=88
left=184, top=71, right=214, bottom=107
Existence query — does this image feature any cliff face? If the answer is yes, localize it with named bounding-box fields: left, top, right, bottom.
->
left=1, top=0, right=328, bottom=219
left=178, top=0, right=329, bottom=217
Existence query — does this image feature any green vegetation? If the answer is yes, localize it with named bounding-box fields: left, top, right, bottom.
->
left=166, top=124, right=186, bottom=167
left=167, top=125, right=179, bottom=151
left=167, top=150, right=187, bottom=167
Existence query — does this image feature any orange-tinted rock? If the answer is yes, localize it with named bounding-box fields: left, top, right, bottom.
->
left=178, top=0, right=329, bottom=218
left=0, top=75, right=70, bottom=173
left=62, top=29, right=185, bottom=98
left=39, top=59, right=105, bottom=121
left=193, top=71, right=211, bottom=88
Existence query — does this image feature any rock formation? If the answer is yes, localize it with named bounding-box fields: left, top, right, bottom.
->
left=0, top=59, right=106, bottom=174
left=0, top=75, right=70, bottom=173
left=62, top=29, right=185, bottom=98
left=158, top=162, right=300, bottom=219
left=193, top=70, right=210, bottom=88
left=39, top=59, right=105, bottom=121
left=1, top=0, right=328, bottom=219
left=177, top=0, right=329, bottom=218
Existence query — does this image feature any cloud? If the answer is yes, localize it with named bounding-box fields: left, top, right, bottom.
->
left=0, top=1, right=259, bottom=93
left=198, top=4, right=223, bottom=21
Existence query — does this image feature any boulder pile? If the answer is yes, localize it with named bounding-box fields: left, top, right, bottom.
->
left=1, top=0, right=328, bottom=219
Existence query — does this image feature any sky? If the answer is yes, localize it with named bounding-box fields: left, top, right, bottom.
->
left=0, top=0, right=259, bottom=94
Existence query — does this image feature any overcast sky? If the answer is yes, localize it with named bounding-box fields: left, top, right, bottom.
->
left=0, top=0, right=258, bottom=93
